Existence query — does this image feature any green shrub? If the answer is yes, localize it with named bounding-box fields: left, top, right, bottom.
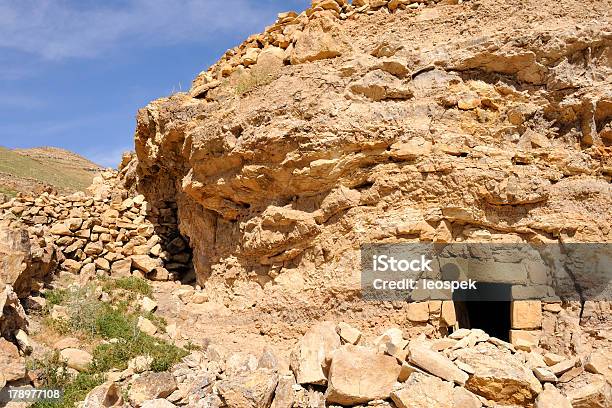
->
left=44, top=288, right=69, bottom=307
left=235, top=64, right=277, bottom=95
left=37, top=278, right=187, bottom=407
left=0, top=186, right=17, bottom=197
left=29, top=352, right=105, bottom=408
left=102, top=276, right=152, bottom=297
left=92, top=333, right=187, bottom=373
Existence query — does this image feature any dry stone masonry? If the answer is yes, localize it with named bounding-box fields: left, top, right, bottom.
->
left=0, top=170, right=192, bottom=284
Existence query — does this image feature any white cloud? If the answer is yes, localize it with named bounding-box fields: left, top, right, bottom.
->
left=0, top=0, right=286, bottom=60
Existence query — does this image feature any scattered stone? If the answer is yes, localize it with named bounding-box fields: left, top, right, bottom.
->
left=535, top=383, right=572, bottom=408
left=408, top=342, right=469, bottom=385
left=452, top=386, right=482, bottom=408
left=543, top=352, right=565, bottom=366
left=290, top=321, right=341, bottom=385
left=454, top=343, right=542, bottom=405
left=533, top=367, right=558, bottom=382
left=141, top=296, right=158, bottom=313
left=325, top=344, right=401, bottom=405
left=128, top=372, right=177, bottom=407
left=549, top=358, right=578, bottom=376
left=584, top=350, right=612, bottom=381
left=391, top=372, right=454, bottom=408
left=0, top=338, right=26, bottom=382
left=270, top=374, right=296, bottom=408
left=137, top=316, right=158, bottom=336
left=60, top=348, right=93, bottom=372
left=82, top=382, right=124, bottom=408
left=565, top=374, right=612, bottom=408
left=140, top=400, right=176, bottom=408
left=15, top=329, right=32, bottom=354
left=128, top=355, right=153, bottom=373
left=217, top=368, right=278, bottom=408
left=335, top=322, right=361, bottom=344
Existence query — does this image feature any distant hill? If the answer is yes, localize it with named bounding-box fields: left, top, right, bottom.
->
left=0, top=146, right=102, bottom=197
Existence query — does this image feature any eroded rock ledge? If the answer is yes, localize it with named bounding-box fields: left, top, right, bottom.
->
left=133, top=0, right=611, bottom=305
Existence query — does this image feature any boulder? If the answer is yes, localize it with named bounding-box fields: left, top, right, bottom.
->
left=290, top=15, right=344, bottom=64
left=290, top=321, right=341, bottom=385
left=408, top=342, right=469, bottom=385
left=391, top=372, right=454, bottom=408
left=131, top=255, right=163, bottom=273
left=217, top=368, right=278, bottom=408
left=335, top=322, right=361, bottom=344
left=454, top=343, right=542, bottom=405
left=535, top=384, right=572, bottom=408
left=0, top=337, right=26, bottom=382
left=82, top=382, right=124, bottom=408
left=325, top=344, right=401, bottom=405
left=270, top=374, right=296, bottom=408
left=60, top=348, right=93, bottom=371
left=128, top=372, right=177, bottom=407
left=140, top=400, right=176, bottom=408
left=137, top=316, right=157, bottom=336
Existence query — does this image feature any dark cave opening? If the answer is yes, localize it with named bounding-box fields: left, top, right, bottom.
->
left=453, top=282, right=512, bottom=342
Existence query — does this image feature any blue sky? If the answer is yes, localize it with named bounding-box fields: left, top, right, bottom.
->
left=0, top=0, right=309, bottom=167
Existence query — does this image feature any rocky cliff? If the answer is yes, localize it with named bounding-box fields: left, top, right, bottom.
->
left=133, top=0, right=611, bottom=314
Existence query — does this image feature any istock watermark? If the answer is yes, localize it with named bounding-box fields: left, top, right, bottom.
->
left=361, top=243, right=612, bottom=302
left=372, top=254, right=433, bottom=272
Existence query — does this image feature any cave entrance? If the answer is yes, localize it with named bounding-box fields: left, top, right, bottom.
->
left=452, top=282, right=511, bottom=341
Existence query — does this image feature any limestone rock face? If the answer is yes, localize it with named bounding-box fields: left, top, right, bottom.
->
left=290, top=13, right=345, bottom=64
left=0, top=223, right=57, bottom=298
left=325, top=344, right=401, bottom=405
left=455, top=343, right=543, bottom=405
left=131, top=0, right=612, bottom=333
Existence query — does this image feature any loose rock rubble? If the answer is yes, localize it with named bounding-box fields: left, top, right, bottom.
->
left=71, top=323, right=609, bottom=408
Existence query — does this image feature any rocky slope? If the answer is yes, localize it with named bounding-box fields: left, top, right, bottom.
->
left=0, top=146, right=102, bottom=198
left=0, top=0, right=611, bottom=407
